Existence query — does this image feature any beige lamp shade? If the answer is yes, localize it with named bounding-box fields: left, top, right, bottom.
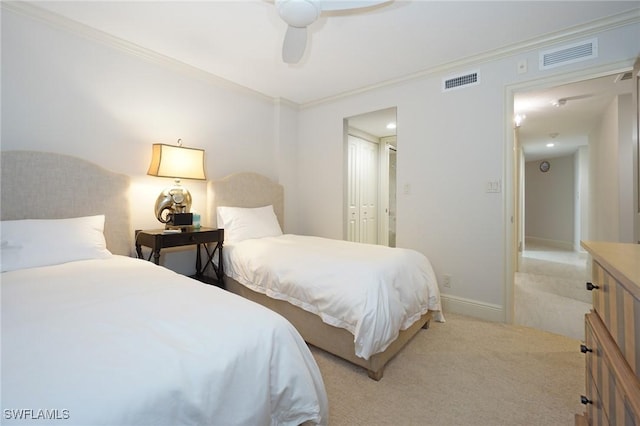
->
left=147, top=143, right=206, bottom=180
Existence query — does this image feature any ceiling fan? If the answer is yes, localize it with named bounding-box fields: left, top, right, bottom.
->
left=551, top=94, right=594, bottom=107
left=275, top=0, right=391, bottom=64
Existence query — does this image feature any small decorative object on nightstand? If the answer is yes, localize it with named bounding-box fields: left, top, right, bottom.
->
left=135, top=227, right=224, bottom=287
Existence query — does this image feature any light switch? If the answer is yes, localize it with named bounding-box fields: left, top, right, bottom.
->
left=486, top=180, right=501, bottom=193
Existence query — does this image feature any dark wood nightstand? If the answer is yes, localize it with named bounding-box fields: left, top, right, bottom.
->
left=135, top=227, right=224, bottom=287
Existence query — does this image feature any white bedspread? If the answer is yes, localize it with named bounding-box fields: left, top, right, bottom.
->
left=1, top=256, right=328, bottom=426
left=223, top=235, right=444, bottom=360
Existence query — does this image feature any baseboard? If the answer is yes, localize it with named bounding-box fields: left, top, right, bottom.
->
left=440, top=294, right=504, bottom=323
left=525, top=236, right=574, bottom=251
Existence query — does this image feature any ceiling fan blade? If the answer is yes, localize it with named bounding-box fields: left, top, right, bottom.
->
left=283, top=26, right=308, bottom=64
left=320, top=0, right=390, bottom=12
left=563, top=94, right=594, bottom=101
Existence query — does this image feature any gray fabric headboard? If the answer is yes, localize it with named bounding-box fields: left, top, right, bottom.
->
left=206, top=172, right=284, bottom=230
left=0, top=151, right=132, bottom=256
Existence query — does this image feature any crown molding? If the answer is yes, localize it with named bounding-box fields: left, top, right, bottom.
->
left=4, top=2, right=638, bottom=110
left=300, top=8, right=640, bottom=109
left=2, top=1, right=276, bottom=105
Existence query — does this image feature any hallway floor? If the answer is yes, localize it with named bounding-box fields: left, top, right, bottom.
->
left=514, top=241, right=592, bottom=341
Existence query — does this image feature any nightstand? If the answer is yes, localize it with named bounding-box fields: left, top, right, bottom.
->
left=135, top=227, right=224, bottom=287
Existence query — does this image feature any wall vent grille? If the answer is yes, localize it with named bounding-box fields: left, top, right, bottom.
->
left=442, top=71, right=480, bottom=91
left=539, top=38, right=598, bottom=70
left=616, top=71, right=633, bottom=82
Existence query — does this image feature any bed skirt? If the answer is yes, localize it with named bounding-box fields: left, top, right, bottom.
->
left=224, top=276, right=432, bottom=380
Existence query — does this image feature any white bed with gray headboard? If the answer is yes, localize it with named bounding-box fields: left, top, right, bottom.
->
left=207, top=172, right=443, bottom=380
left=1, top=151, right=327, bottom=425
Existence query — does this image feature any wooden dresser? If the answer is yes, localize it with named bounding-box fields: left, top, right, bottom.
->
left=576, top=241, right=640, bottom=426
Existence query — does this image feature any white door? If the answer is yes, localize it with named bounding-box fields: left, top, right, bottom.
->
left=347, top=135, right=379, bottom=244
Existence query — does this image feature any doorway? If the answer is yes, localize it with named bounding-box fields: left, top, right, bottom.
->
left=345, top=107, right=397, bottom=246
left=510, top=69, right=634, bottom=338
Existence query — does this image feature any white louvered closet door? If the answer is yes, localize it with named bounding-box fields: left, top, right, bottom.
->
left=347, top=135, right=378, bottom=244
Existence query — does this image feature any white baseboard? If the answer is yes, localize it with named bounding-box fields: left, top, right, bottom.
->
left=525, top=236, right=574, bottom=251
left=440, top=294, right=504, bottom=323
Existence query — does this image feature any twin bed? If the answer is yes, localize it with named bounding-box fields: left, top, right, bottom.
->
left=1, top=151, right=327, bottom=425
left=207, top=173, right=443, bottom=380
left=1, top=150, right=443, bottom=425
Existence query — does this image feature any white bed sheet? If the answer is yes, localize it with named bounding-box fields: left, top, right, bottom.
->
left=1, top=256, right=328, bottom=426
left=223, top=234, right=444, bottom=360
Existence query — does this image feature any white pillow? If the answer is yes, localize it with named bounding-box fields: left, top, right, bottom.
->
left=1, top=215, right=112, bottom=272
left=217, top=205, right=282, bottom=243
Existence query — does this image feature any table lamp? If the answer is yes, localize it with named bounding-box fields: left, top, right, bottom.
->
left=147, top=139, right=206, bottom=228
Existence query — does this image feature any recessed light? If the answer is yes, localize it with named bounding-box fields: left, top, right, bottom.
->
left=386, top=122, right=396, bottom=130
left=546, top=143, right=555, bottom=148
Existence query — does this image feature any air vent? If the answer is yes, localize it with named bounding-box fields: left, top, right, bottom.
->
left=442, top=70, right=480, bottom=92
left=615, top=71, right=633, bottom=82
left=539, top=38, right=598, bottom=70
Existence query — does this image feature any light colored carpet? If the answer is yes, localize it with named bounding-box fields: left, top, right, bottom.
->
left=515, top=242, right=591, bottom=341
left=310, top=313, right=585, bottom=426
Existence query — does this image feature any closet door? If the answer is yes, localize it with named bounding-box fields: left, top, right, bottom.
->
left=347, top=135, right=378, bottom=244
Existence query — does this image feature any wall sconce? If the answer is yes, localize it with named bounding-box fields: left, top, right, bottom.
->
left=147, top=139, right=206, bottom=228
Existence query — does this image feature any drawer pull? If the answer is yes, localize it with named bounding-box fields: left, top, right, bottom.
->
left=580, top=344, right=592, bottom=353
left=586, top=282, right=599, bottom=291
left=580, top=395, right=592, bottom=405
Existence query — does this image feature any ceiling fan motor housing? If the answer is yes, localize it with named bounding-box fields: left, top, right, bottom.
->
left=276, top=0, right=321, bottom=28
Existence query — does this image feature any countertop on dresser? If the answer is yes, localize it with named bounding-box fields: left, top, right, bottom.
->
left=581, top=241, right=640, bottom=296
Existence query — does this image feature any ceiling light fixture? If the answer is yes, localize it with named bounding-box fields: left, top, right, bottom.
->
left=546, top=143, right=555, bottom=148
left=514, top=114, right=526, bottom=127
left=386, top=122, right=397, bottom=130
left=551, top=98, right=567, bottom=107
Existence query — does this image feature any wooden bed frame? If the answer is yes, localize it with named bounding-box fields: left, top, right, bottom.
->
left=207, top=172, right=432, bottom=380
left=0, top=150, right=131, bottom=256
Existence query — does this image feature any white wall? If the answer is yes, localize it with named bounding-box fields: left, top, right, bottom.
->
left=295, top=21, right=639, bottom=321
left=1, top=6, right=284, bottom=274
left=589, top=98, right=621, bottom=241
left=617, top=94, right=634, bottom=243
left=587, top=94, right=634, bottom=243
left=525, top=155, right=576, bottom=248
left=575, top=146, right=590, bottom=250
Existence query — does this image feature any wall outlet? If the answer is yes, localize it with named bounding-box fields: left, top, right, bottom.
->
left=442, top=274, right=452, bottom=288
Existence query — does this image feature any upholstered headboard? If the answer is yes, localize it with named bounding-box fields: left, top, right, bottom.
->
left=206, top=172, right=284, bottom=229
left=0, top=151, right=132, bottom=256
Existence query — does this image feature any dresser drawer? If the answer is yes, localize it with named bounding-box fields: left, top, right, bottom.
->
left=584, top=312, right=640, bottom=425
left=589, top=259, right=640, bottom=377
left=584, top=367, right=609, bottom=426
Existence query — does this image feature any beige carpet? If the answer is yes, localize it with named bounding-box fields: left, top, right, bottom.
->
left=310, top=313, right=585, bottom=426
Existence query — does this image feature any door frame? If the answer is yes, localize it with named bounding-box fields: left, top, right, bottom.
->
left=503, top=60, right=635, bottom=324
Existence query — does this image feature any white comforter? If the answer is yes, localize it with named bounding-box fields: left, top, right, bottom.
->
left=1, top=256, right=328, bottom=426
left=223, top=235, right=444, bottom=360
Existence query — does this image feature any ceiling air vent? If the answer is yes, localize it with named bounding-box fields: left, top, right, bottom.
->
left=442, top=70, right=480, bottom=92
left=539, top=38, right=598, bottom=70
left=615, top=71, right=633, bottom=82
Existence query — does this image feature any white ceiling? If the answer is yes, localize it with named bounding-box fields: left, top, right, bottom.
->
left=515, top=71, right=634, bottom=161
left=26, top=1, right=639, bottom=154
left=31, top=0, right=638, bottom=105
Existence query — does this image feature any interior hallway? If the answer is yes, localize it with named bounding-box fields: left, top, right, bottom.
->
left=514, top=241, right=592, bottom=341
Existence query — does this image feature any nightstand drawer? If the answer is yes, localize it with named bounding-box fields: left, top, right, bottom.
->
left=156, top=229, right=223, bottom=247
